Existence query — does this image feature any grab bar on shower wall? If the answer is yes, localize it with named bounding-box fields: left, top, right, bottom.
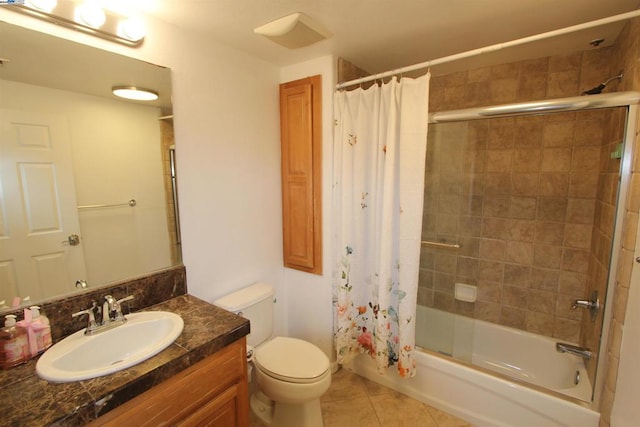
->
left=421, top=240, right=461, bottom=249
left=77, top=199, right=137, bottom=210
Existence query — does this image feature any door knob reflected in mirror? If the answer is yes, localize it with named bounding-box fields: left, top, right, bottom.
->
left=62, top=234, right=81, bottom=246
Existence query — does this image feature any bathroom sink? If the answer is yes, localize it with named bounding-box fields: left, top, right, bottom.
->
left=36, top=311, right=184, bottom=382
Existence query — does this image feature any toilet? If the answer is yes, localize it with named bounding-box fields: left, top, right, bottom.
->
left=214, top=283, right=331, bottom=427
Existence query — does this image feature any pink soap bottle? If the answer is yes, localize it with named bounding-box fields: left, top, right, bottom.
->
left=0, top=314, right=29, bottom=369
left=29, top=306, right=52, bottom=354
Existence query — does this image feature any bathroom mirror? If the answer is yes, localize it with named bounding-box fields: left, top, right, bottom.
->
left=0, top=21, right=180, bottom=312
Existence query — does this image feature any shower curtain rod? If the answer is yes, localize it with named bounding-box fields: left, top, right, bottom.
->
left=336, top=9, right=640, bottom=90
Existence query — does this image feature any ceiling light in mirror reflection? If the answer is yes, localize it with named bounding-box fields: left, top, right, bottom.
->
left=112, top=86, right=159, bottom=101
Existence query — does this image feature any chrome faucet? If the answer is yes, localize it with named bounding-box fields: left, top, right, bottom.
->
left=572, top=299, right=599, bottom=310
left=556, top=342, right=592, bottom=359
left=103, top=295, right=120, bottom=323
left=73, top=295, right=134, bottom=335
left=571, top=290, right=600, bottom=321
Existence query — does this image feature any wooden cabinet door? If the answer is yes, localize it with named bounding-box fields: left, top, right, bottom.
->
left=90, top=338, right=249, bottom=427
left=280, top=75, right=322, bottom=274
left=177, top=384, right=240, bottom=427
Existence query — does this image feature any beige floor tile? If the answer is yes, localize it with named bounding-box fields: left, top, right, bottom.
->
left=322, top=368, right=370, bottom=403
left=426, top=404, right=474, bottom=427
left=248, top=368, right=473, bottom=427
left=360, top=375, right=396, bottom=397
left=321, top=396, right=382, bottom=427
left=369, top=391, right=439, bottom=427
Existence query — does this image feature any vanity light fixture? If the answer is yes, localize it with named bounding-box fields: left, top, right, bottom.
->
left=26, top=0, right=58, bottom=13
left=112, top=86, right=159, bottom=101
left=6, top=0, right=145, bottom=46
left=75, top=1, right=106, bottom=29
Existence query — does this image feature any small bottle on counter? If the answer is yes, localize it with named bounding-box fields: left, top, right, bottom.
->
left=29, top=306, right=52, bottom=355
left=0, top=314, right=29, bottom=369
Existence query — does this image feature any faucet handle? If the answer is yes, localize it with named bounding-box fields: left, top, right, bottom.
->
left=72, top=301, right=98, bottom=332
left=113, top=295, right=134, bottom=320
left=117, top=295, right=134, bottom=305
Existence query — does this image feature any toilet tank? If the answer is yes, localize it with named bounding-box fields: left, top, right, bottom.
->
left=213, top=282, right=275, bottom=347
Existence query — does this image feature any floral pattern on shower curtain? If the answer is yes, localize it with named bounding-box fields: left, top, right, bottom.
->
left=333, top=74, right=429, bottom=378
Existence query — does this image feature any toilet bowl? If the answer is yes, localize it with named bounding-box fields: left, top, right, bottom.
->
left=252, top=336, right=330, bottom=427
left=213, top=283, right=331, bottom=427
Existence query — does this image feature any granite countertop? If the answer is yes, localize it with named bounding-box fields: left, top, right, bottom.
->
left=0, top=295, right=250, bottom=426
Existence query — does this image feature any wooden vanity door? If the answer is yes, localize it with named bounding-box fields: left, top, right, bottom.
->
left=90, top=338, right=249, bottom=427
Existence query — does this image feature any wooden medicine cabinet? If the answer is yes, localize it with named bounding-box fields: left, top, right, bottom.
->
left=279, top=75, right=322, bottom=275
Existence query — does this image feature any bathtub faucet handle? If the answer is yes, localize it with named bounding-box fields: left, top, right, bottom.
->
left=571, top=291, right=600, bottom=321
left=571, top=299, right=598, bottom=310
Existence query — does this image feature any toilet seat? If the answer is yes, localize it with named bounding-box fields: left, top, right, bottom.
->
left=255, top=336, right=329, bottom=384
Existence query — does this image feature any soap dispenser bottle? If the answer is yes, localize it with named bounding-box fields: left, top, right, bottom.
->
left=30, top=306, right=52, bottom=354
left=0, top=314, right=29, bottom=369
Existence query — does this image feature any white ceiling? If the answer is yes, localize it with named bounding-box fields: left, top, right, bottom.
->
left=2, top=0, right=639, bottom=111
left=137, top=0, right=640, bottom=76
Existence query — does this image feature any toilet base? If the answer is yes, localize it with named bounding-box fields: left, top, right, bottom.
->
left=250, top=392, right=323, bottom=427
left=250, top=392, right=273, bottom=425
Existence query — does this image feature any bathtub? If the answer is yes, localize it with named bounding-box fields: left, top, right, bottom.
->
left=343, top=306, right=599, bottom=427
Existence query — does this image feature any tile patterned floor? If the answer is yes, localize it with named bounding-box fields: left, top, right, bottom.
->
left=251, top=368, right=474, bottom=427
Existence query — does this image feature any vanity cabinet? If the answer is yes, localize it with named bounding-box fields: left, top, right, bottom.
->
left=91, top=338, right=249, bottom=427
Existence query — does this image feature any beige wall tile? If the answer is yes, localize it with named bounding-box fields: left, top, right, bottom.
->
left=535, top=222, right=565, bottom=245
left=558, top=271, right=588, bottom=295
left=525, top=311, right=555, bottom=335
left=566, top=198, right=596, bottom=224
left=505, top=241, right=534, bottom=265
left=569, top=172, right=599, bottom=198
left=502, top=285, right=528, bottom=307
left=504, top=264, right=532, bottom=287
left=564, top=223, right=593, bottom=249
left=543, top=121, right=575, bottom=147
left=561, top=248, right=590, bottom=273
left=515, top=119, right=544, bottom=148
left=531, top=267, right=560, bottom=292
left=476, top=280, right=503, bottom=302
left=553, top=317, right=581, bottom=342
left=478, top=260, right=505, bottom=282
left=537, top=197, right=568, bottom=222
left=479, top=238, right=506, bottom=260
left=512, top=173, right=540, bottom=195
left=547, top=69, right=580, bottom=97
left=539, top=173, right=569, bottom=197
left=533, top=245, right=563, bottom=269
left=573, top=146, right=602, bottom=171
left=500, top=306, right=526, bottom=329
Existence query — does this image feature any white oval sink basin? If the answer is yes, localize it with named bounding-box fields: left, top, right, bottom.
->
left=36, top=311, right=184, bottom=382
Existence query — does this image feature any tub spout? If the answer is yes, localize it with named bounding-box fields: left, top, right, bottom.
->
left=556, top=342, right=592, bottom=359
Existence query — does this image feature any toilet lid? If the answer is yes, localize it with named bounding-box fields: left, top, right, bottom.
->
left=255, top=337, right=329, bottom=383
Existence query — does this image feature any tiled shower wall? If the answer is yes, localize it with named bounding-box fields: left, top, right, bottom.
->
left=419, top=108, right=622, bottom=343
left=598, top=16, right=640, bottom=426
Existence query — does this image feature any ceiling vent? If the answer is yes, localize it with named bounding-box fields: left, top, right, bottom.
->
left=254, top=12, right=332, bottom=49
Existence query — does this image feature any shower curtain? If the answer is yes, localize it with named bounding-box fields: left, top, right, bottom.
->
left=332, top=74, right=429, bottom=377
